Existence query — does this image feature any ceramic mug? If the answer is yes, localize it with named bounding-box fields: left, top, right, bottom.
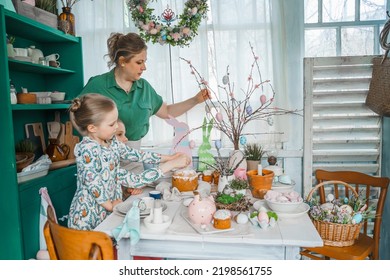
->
left=45, top=53, right=60, bottom=61
left=141, top=197, right=154, bottom=210
left=48, top=60, right=60, bottom=67
left=149, top=190, right=162, bottom=199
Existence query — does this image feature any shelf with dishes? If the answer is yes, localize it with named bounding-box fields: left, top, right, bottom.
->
left=8, top=59, right=75, bottom=74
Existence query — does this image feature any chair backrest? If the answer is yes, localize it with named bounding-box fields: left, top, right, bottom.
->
left=315, top=169, right=389, bottom=259
left=43, top=206, right=115, bottom=260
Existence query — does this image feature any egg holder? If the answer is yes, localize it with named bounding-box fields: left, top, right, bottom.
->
left=247, top=209, right=278, bottom=230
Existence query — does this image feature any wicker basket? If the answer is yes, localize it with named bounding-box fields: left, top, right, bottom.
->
left=307, top=180, right=363, bottom=247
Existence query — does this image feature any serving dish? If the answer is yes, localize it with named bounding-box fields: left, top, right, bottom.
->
left=114, top=201, right=167, bottom=217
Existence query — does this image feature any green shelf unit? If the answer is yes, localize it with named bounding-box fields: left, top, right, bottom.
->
left=0, top=5, right=84, bottom=260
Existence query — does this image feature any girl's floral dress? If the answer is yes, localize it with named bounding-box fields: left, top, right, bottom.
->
left=68, top=136, right=163, bottom=230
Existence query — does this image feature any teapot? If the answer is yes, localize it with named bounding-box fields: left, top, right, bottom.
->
left=46, top=138, right=70, bottom=162
left=188, top=191, right=216, bottom=225
left=27, top=45, right=44, bottom=64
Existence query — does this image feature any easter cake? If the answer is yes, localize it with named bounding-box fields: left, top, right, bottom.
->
left=172, top=169, right=198, bottom=192
left=213, top=209, right=232, bottom=229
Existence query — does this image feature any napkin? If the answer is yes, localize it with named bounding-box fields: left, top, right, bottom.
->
left=112, top=203, right=140, bottom=245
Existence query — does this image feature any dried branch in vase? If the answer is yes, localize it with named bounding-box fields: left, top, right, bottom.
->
left=179, top=43, right=302, bottom=150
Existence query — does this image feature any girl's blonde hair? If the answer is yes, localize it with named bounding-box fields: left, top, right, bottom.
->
left=69, top=94, right=116, bottom=135
left=106, top=32, right=147, bottom=68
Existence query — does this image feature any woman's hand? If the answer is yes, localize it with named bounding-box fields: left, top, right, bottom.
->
left=195, top=88, right=211, bottom=104
left=160, top=153, right=191, bottom=173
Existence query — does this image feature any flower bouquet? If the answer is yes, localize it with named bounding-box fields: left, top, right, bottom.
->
left=306, top=180, right=375, bottom=247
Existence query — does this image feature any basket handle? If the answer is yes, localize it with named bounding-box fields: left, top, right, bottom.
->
left=306, top=180, right=359, bottom=201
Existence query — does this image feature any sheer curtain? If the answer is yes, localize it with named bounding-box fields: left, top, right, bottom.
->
left=73, top=0, right=302, bottom=151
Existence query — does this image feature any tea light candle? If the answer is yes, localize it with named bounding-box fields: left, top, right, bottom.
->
left=257, top=164, right=263, bottom=176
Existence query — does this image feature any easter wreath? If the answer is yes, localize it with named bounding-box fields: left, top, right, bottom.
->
left=127, top=0, right=208, bottom=47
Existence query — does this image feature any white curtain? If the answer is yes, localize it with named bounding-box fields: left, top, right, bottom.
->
left=73, top=0, right=303, bottom=150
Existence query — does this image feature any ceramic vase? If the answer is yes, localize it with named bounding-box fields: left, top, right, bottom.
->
left=228, top=150, right=247, bottom=170
left=7, top=43, right=15, bottom=57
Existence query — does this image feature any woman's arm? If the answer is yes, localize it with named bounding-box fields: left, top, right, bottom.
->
left=155, top=89, right=210, bottom=118
left=100, top=199, right=122, bottom=212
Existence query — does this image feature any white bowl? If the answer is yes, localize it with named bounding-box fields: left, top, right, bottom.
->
left=50, top=91, right=66, bottom=101
left=143, top=214, right=172, bottom=233
left=265, top=197, right=302, bottom=213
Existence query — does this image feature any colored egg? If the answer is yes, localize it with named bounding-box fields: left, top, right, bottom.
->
left=339, top=204, right=353, bottom=214
left=216, top=112, right=223, bottom=122
left=222, top=75, right=229, bottom=85
left=258, top=211, right=269, bottom=223
left=239, top=136, right=247, bottom=145
left=245, top=105, right=253, bottom=115
left=189, top=140, right=196, bottom=149
left=352, top=213, right=363, bottom=224
left=235, top=213, right=248, bottom=224
left=327, top=193, right=334, bottom=202
left=260, top=94, right=267, bottom=105
left=214, top=139, right=222, bottom=149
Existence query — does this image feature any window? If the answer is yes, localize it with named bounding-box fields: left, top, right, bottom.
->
left=304, top=0, right=389, bottom=57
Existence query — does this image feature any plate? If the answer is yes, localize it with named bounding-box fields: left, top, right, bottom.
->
left=181, top=210, right=234, bottom=235
left=275, top=203, right=310, bottom=218
left=114, top=201, right=167, bottom=217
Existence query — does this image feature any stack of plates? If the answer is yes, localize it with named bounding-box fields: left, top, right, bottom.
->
left=114, top=201, right=167, bottom=218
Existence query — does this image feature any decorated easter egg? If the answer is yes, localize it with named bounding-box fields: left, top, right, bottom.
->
left=239, top=136, right=247, bottom=145
left=235, top=213, right=249, bottom=224
left=343, top=197, right=349, bottom=204
left=320, top=202, right=334, bottom=211
left=222, top=75, right=229, bottom=85
left=214, top=139, right=222, bottom=149
left=260, top=94, right=267, bottom=105
left=189, top=140, right=196, bottom=149
left=267, top=117, right=274, bottom=126
left=327, top=193, right=335, bottom=202
left=245, top=105, right=253, bottom=115
left=352, top=213, right=363, bottom=224
left=258, top=211, right=269, bottom=223
left=339, top=204, right=353, bottom=214
left=216, top=112, right=223, bottom=122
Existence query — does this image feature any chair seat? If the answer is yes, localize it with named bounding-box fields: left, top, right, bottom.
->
left=302, top=234, right=374, bottom=260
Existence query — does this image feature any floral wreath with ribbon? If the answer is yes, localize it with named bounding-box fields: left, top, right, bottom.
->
left=127, top=0, right=208, bottom=47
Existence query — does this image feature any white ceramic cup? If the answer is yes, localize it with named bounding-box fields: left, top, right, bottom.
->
left=45, top=53, right=60, bottom=61
left=14, top=48, right=28, bottom=57
left=141, top=197, right=154, bottom=210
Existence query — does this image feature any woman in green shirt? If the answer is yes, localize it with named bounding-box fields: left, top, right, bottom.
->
left=80, top=32, right=209, bottom=172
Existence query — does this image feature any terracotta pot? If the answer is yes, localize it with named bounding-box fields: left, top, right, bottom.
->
left=247, top=169, right=274, bottom=199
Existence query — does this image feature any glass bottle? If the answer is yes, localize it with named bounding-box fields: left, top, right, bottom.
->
left=58, top=7, right=75, bottom=36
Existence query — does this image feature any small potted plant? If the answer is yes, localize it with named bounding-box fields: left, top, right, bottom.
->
left=228, top=178, right=249, bottom=195
left=244, top=143, right=264, bottom=171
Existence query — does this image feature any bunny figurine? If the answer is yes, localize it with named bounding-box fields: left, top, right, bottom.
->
left=165, top=115, right=193, bottom=165
left=198, top=118, right=215, bottom=171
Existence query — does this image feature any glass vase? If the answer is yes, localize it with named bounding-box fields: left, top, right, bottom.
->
left=58, top=7, right=75, bottom=35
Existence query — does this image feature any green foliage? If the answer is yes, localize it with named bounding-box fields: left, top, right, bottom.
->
left=15, top=139, right=35, bottom=153
left=229, top=178, right=249, bottom=190
left=35, top=0, right=57, bottom=14
left=216, top=193, right=244, bottom=205
left=244, top=143, right=264, bottom=161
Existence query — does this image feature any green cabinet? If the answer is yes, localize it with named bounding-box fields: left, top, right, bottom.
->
left=0, top=6, right=83, bottom=259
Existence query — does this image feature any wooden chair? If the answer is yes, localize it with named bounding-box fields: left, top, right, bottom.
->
left=43, top=206, right=115, bottom=260
left=301, top=169, right=389, bottom=260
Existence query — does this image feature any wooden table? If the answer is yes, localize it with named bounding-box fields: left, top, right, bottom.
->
left=95, top=188, right=323, bottom=260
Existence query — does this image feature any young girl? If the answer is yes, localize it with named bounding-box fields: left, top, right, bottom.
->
left=68, top=93, right=190, bottom=230
left=116, top=119, right=143, bottom=199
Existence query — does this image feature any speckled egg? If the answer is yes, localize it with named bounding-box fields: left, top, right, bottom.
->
left=216, top=112, right=223, bottom=122
left=235, top=213, right=249, bottom=224
left=352, top=213, right=363, bottom=224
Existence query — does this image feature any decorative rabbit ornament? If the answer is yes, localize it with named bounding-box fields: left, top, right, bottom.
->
left=165, top=115, right=193, bottom=165
left=198, top=118, right=215, bottom=171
